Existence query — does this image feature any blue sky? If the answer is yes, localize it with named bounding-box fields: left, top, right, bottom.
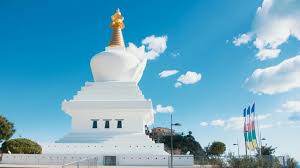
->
left=1, top=0, right=300, bottom=161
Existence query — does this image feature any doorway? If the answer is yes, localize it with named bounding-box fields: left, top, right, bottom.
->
left=103, top=156, right=117, bottom=165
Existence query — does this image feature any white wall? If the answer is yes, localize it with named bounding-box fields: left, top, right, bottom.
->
left=172, top=155, right=194, bottom=166
left=1, top=154, right=92, bottom=165
left=41, top=142, right=167, bottom=155
left=71, top=112, right=146, bottom=133
left=0, top=154, right=194, bottom=166
left=62, top=82, right=154, bottom=135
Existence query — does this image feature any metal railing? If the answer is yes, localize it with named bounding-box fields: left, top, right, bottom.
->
left=62, top=156, right=98, bottom=168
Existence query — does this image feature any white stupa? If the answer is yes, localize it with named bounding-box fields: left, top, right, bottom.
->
left=54, top=9, right=154, bottom=144
left=42, top=9, right=172, bottom=165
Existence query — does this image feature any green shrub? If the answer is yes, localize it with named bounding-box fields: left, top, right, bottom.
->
left=1, top=138, right=42, bottom=154
left=287, top=158, right=298, bottom=168
left=256, top=156, right=281, bottom=168
left=227, top=154, right=281, bottom=168
left=208, top=157, right=226, bottom=168
left=227, top=154, right=257, bottom=168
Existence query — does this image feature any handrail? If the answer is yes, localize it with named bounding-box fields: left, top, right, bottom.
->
left=62, top=156, right=98, bottom=168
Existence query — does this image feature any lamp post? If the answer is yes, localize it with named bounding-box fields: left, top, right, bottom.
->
left=233, top=140, right=240, bottom=158
left=260, top=137, right=266, bottom=156
left=170, top=113, right=181, bottom=168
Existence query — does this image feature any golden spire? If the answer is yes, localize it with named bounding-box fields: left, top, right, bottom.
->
left=108, top=9, right=125, bottom=47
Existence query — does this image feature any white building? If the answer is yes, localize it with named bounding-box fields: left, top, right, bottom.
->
left=1, top=9, right=193, bottom=166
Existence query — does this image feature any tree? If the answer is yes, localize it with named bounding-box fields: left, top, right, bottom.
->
left=0, top=115, right=15, bottom=143
left=206, top=141, right=226, bottom=157
left=1, top=138, right=42, bottom=154
left=261, top=145, right=276, bottom=155
left=287, top=157, right=298, bottom=168
left=158, top=130, right=207, bottom=164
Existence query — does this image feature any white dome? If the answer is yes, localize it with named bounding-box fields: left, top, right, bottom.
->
left=90, top=47, right=146, bottom=83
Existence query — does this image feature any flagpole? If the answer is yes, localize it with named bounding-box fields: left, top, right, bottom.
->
left=255, top=103, right=262, bottom=156
left=259, top=132, right=262, bottom=156
left=245, top=140, right=248, bottom=157
left=243, top=108, right=248, bottom=157
left=256, top=113, right=259, bottom=154
left=237, top=138, right=240, bottom=158
left=244, top=128, right=248, bottom=157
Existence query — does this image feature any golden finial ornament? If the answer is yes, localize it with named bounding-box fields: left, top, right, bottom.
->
left=111, top=8, right=125, bottom=29
left=108, top=8, right=125, bottom=47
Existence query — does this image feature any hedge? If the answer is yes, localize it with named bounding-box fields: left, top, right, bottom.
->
left=1, top=138, right=42, bottom=154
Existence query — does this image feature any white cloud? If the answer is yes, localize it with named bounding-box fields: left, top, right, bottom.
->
left=279, top=120, right=300, bottom=128
left=142, top=35, right=167, bottom=54
left=256, top=48, right=281, bottom=61
left=203, top=113, right=271, bottom=130
left=233, top=33, right=252, bottom=46
left=159, top=70, right=179, bottom=78
left=246, top=55, right=300, bottom=94
left=278, top=100, right=300, bottom=113
left=170, top=52, right=180, bottom=58
left=200, top=122, right=209, bottom=127
left=211, top=119, right=225, bottom=127
left=177, top=71, right=202, bottom=84
left=155, top=104, right=174, bottom=113
left=260, top=124, right=273, bottom=129
left=233, top=0, right=300, bottom=60
left=257, top=113, right=272, bottom=120
left=126, top=35, right=167, bottom=60
left=225, top=117, right=244, bottom=130
left=174, top=82, right=182, bottom=88
left=175, top=71, right=202, bottom=87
